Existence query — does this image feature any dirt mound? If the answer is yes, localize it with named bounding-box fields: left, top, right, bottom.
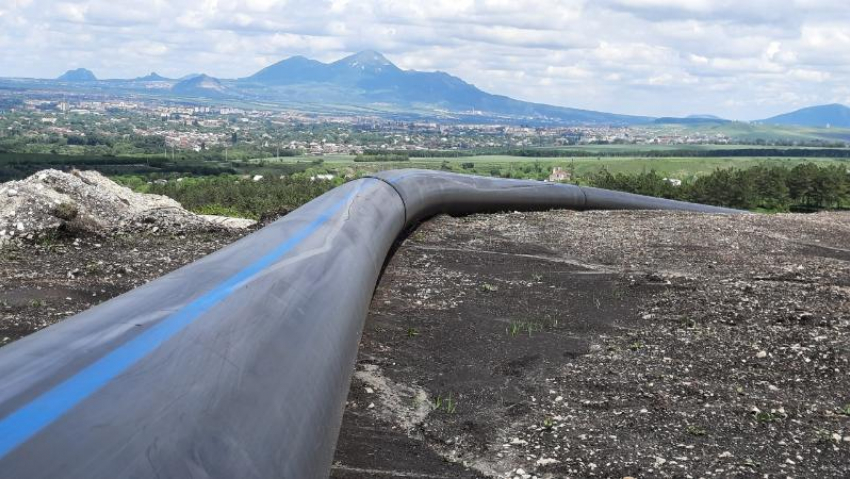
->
left=0, top=169, right=254, bottom=244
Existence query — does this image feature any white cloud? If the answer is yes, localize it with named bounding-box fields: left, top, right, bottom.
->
left=1, top=0, right=849, bottom=119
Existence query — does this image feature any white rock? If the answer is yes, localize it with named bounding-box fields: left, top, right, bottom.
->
left=756, top=350, right=767, bottom=359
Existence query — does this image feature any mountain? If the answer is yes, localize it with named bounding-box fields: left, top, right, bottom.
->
left=247, top=56, right=331, bottom=84
left=761, top=104, right=850, bottom=128
left=172, top=74, right=228, bottom=98
left=239, top=51, right=650, bottom=125
left=687, top=114, right=724, bottom=120
left=57, top=68, right=97, bottom=82
left=135, top=72, right=170, bottom=82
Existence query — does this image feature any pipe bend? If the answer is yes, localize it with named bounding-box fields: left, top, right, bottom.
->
left=0, top=169, right=742, bottom=479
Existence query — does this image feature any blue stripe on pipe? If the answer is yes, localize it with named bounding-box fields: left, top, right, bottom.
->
left=0, top=182, right=367, bottom=459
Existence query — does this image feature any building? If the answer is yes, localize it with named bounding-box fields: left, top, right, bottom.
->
left=549, top=167, right=572, bottom=182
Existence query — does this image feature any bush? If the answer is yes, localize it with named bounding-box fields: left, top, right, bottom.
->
left=145, top=175, right=336, bottom=220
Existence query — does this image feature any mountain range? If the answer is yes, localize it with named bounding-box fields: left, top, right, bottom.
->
left=228, top=50, right=651, bottom=125
left=42, top=53, right=850, bottom=128
left=761, top=104, right=850, bottom=128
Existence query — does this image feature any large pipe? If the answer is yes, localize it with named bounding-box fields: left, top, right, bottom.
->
left=0, top=170, right=740, bottom=478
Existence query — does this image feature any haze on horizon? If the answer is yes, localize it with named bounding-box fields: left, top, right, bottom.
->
left=1, top=0, right=848, bottom=121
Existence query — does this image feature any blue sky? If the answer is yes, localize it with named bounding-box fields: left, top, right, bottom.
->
left=1, top=0, right=848, bottom=120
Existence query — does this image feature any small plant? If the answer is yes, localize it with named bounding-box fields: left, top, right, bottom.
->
left=36, top=232, right=60, bottom=248
left=480, top=283, right=499, bottom=292
left=29, top=299, right=45, bottom=308
left=506, top=321, right=543, bottom=337
left=686, top=425, right=707, bottom=436
left=814, top=428, right=837, bottom=444
left=434, top=393, right=457, bottom=414
left=507, top=322, right=522, bottom=337
left=755, top=411, right=776, bottom=423
left=85, top=262, right=104, bottom=275
left=629, top=341, right=644, bottom=351
left=531, top=274, right=543, bottom=282
left=542, top=416, right=555, bottom=429
left=406, top=327, right=419, bottom=338
left=839, top=404, right=850, bottom=416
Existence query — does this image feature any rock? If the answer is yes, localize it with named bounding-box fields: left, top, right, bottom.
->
left=756, top=350, right=768, bottom=358
left=0, top=169, right=256, bottom=243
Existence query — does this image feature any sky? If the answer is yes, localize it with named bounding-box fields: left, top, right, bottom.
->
left=1, top=0, right=849, bottom=120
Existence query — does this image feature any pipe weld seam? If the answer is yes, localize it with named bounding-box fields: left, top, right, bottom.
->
left=365, top=176, right=409, bottom=225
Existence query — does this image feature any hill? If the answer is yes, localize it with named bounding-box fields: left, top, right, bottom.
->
left=761, top=104, right=850, bottom=128
left=135, top=72, right=170, bottom=82
left=239, top=51, right=650, bottom=125
left=57, top=68, right=97, bottom=82
left=171, top=74, right=228, bottom=98
left=687, top=114, right=724, bottom=120
left=654, top=116, right=730, bottom=125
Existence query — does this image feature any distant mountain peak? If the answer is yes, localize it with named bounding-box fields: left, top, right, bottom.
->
left=136, top=72, right=169, bottom=82
left=333, top=50, right=398, bottom=72
left=172, top=74, right=228, bottom=97
left=57, top=68, right=97, bottom=82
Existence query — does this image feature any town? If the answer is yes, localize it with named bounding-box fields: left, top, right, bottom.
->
left=0, top=89, right=747, bottom=158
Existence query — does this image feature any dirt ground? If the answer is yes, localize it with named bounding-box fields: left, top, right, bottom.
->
left=1, top=210, right=849, bottom=478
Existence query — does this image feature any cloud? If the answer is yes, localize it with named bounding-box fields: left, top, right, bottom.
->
left=1, top=0, right=848, bottom=119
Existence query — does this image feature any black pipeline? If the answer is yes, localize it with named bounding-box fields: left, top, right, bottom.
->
left=0, top=170, right=740, bottom=478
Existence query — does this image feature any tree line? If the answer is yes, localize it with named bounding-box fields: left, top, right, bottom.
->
left=589, top=163, right=849, bottom=211
left=0, top=152, right=234, bottom=182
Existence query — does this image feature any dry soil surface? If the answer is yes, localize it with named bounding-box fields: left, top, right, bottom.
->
left=332, top=210, right=850, bottom=479
left=1, top=210, right=849, bottom=479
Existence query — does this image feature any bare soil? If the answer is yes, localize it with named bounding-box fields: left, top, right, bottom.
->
left=2, top=210, right=849, bottom=478
left=333, top=211, right=850, bottom=479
